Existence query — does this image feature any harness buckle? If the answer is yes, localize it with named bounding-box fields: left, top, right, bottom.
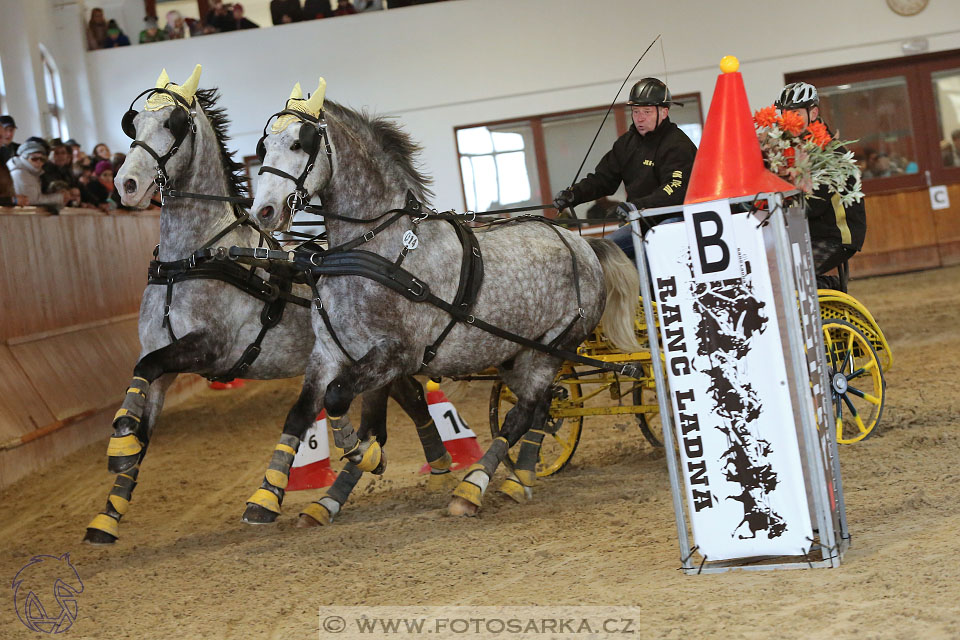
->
left=362, top=231, right=375, bottom=243
left=309, top=252, right=323, bottom=266
left=577, top=307, right=585, bottom=319
left=253, top=247, right=270, bottom=260
left=465, top=314, right=475, bottom=324
left=412, top=210, right=429, bottom=224
left=465, top=210, right=476, bottom=223
left=407, top=280, right=425, bottom=298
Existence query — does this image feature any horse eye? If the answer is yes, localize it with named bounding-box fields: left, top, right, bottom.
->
left=292, top=141, right=302, bottom=151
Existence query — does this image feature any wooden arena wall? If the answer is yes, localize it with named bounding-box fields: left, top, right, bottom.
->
left=0, top=208, right=204, bottom=489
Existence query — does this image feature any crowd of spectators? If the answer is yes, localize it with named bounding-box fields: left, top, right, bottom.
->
left=1, top=114, right=143, bottom=213
left=87, top=1, right=451, bottom=49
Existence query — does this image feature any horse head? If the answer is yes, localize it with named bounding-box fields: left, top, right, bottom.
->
left=252, top=78, right=330, bottom=232
left=115, top=64, right=203, bottom=209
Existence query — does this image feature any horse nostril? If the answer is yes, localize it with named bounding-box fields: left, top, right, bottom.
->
left=258, top=206, right=274, bottom=220
left=124, top=179, right=138, bottom=194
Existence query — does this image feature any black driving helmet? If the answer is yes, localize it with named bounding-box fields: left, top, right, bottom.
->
left=627, top=78, right=683, bottom=107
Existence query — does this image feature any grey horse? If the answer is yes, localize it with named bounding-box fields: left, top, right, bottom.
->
left=84, top=67, right=449, bottom=545
left=245, top=78, right=640, bottom=522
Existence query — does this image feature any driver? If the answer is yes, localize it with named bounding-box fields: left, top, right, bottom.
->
left=553, top=77, right=697, bottom=259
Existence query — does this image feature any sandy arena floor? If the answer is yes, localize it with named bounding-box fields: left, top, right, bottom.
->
left=1, top=265, right=959, bottom=639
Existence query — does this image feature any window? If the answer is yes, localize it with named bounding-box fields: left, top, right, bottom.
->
left=455, top=94, right=702, bottom=217
left=786, top=48, right=960, bottom=193
left=0, top=55, right=7, bottom=114
left=39, top=46, right=68, bottom=140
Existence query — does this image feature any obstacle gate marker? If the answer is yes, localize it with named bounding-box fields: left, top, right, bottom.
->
left=418, top=380, right=483, bottom=474
left=627, top=56, right=849, bottom=573
left=287, top=409, right=338, bottom=491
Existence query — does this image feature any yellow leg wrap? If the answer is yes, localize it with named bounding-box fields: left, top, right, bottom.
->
left=87, top=514, right=120, bottom=538
left=499, top=477, right=529, bottom=503
left=429, top=451, right=453, bottom=472
left=247, top=488, right=281, bottom=514
left=265, top=469, right=289, bottom=490
left=113, top=408, right=141, bottom=424
left=107, top=434, right=142, bottom=458
left=465, top=463, right=487, bottom=475
left=275, top=443, right=296, bottom=456
left=300, top=502, right=332, bottom=526
left=426, top=471, right=459, bottom=491
left=452, top=479, right=483, bottom=508
left=108, top=495, right=130, bottom=515
left=355, top=441, right=382, bottom=473
left=515, top=469, right=537, bottom=487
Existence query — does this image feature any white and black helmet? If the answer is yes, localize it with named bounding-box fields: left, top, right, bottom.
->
left=776, top=82, right=819, bottom=110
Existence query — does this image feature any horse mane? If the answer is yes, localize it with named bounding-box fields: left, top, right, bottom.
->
left=195, top=87, right=248, bottom=211
left=325, top=101, right=434, bottom=203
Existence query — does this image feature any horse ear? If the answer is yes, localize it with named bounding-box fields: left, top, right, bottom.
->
left=155, top=68, right=171, bottom=89
left=305, top=78, right=326, bottom=115
left=288, top=82, right=303, bottom=101
left=180, top=64, right=202, bottom=104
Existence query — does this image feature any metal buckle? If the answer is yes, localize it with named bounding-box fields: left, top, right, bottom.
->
left=362, top=231, right=375, bottom=243
left=310, top=252, right=323, bottom=266
left=464, top=210, right=476, bottom=223
left=412, top=210, right=429, bottom=224
left=577, top=307, right=585, bottom=318
left=253, top=247, right=270, bottom=260
left=465, top=314, right=475, bottom=324
left=407, top=281, right=425, bottom=297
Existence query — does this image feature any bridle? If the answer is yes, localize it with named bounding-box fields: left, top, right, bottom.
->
left=122, top=87, right=197, bottom=203
left=256, top=108, right=333, bottom=213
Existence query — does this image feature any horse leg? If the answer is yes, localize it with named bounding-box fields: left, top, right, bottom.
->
left=106, top=332, right=215, bottom=474
left=84, top=373, right=176, bottom=545
left=322, top=340, right=410, bottom=477
left=390, top=376, right=454, bottom=488
left=242, top=368, right=327, bottom=525
left=498, top=394, right=552, bottom=503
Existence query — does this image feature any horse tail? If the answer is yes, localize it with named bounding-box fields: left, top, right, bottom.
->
left=587, top=238, right=642, bottom=353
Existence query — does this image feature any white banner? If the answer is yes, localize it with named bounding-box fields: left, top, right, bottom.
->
left=647, top=213, right=812, bottom=560
left=429, top=402, right=476, bottom=442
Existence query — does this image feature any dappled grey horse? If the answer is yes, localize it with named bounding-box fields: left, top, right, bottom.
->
left=246, top=78, right=640, bottom=522
left=84, top=67, right=450, bottom=545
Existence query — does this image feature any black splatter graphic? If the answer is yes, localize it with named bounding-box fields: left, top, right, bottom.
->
left=687, top=259, right=788, bottom=541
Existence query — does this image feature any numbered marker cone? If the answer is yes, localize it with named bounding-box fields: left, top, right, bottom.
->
left=209, top=378, right=245, bottom=390
left=684, top=55, right=795, bottom=205
left=419, top=381, right=483, bottom=474
left=288, top=409, right=338, bottom=491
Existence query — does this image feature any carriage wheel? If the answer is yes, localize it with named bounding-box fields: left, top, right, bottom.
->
left=631, top=384, right=663, bottom=447
left=822, top=319, right=886, bottom=444
left=488, top=367, right=583, bottom=477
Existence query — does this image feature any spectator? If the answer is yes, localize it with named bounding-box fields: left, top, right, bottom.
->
left=140, top=16, right=167, bottom=43
left=85, top=160, right=119, bottom=210
left=271, top=0, right=304, bottom=24
left=0, top=156, right=28, bottom=207
left=103, top=20, right=131, bottom=47
left=225, top=4, right=260, bottom=30
left=42, top=142, right=77, bottom=193
left=165, top=10, right=190, bottom=39
left=92, top=143, right=111, bottom=163
left=205, top=1, right=234, bottom=32
left=87, top=7, right=109, bottom=50
left=0, top=115, right=18, bottom=165
left=7, top=140, right=65, bottom=211
left=332, top=1, right=357, bottom=15
left=302, top=0, right=333, bottom=19
left=354, top=0, right=384, bottom=10
left=74, top=162, right=107, bottom=211
left=24, top=136, right=51, bottom=156
left=942, top=129, right=960, bottom=168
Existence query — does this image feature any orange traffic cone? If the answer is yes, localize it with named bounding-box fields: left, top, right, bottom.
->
left=684, top=55, right=796, bottom=205
left=419, top=380, right=483, bottom=473
left=287, top=409, right=338, bottom=490
left=209, top=379, right=245, bottom=390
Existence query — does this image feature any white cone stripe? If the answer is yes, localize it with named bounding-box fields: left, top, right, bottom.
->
left=427, top=402, right=476, bottom=441
left=292, top=418, right=330, bottom=468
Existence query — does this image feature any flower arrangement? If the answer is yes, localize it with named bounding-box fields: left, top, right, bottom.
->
left=754, top=105, right=863, bottom=207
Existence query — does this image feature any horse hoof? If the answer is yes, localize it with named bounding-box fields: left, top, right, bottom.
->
left=426, top=471, right=458, bottom=492
left=448, top=497, right=479, bottom=517
left=241, top=503, right=279, bottom=525
left=107, top=453, right=140, bottom=474
left=82, top=528, right=118, bottom=545
left=499, top=477, right=533, bottom=503
left=370, top=449, right=387, bottom=476
left=354, top=441, right=384, bottom=474
left=298, top=502, right=333, bottom=527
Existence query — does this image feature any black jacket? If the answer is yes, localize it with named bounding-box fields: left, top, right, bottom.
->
left=806, top=133, right=866, bottom=251
left=571, top=118, right=697, bottom=210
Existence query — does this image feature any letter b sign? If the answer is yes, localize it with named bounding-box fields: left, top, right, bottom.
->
left=683, top=199, right=740, bottom=282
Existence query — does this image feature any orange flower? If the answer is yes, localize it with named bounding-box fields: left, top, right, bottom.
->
left=754, top=105, right=778, bottom=128
left=804, top=120, right=832, bottom=148
left=783, top=147, right=796, bottom=168
left=779, top=111, right=805, bottom=136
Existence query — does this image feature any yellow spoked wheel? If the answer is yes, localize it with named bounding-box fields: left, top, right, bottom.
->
left=488, top=367, right=583, bottom=477
left=822, top=319, right=886, bottom=444
left=631, top=383, right=663, bottom=447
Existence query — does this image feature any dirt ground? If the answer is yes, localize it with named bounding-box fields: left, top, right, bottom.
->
left=2, top=265, right=959, bottom=639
